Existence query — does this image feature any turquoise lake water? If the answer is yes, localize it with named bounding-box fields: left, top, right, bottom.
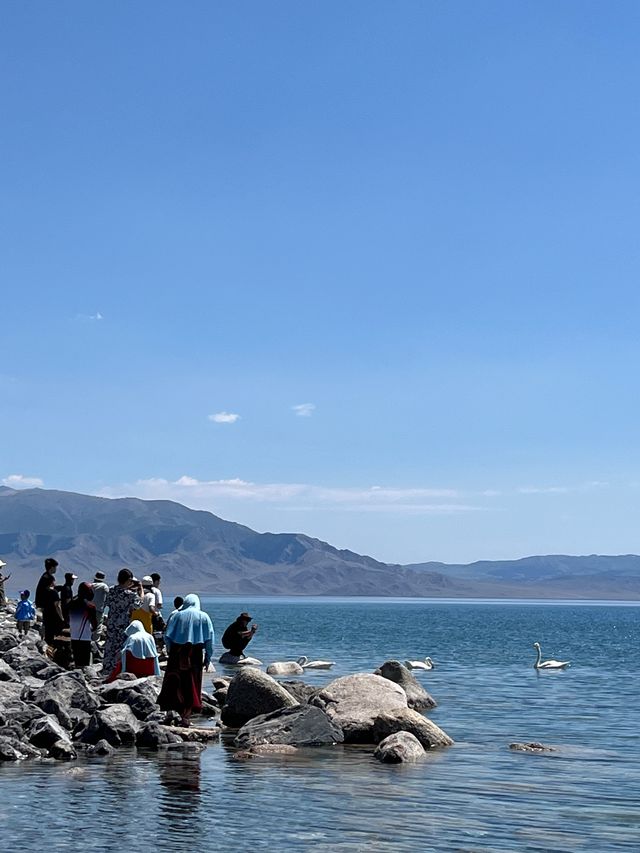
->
left=1, top=597, right=639, bottom=851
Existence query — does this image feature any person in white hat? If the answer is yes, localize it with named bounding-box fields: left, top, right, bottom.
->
left=91, top=571, right=110, bottom=623
left=0, top=560, right=11, bottom=608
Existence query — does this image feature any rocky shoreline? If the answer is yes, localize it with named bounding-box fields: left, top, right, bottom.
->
left=0, top=601, right=453, bottom=765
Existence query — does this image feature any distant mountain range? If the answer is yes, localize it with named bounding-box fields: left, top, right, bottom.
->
left=1, top=486, right=639, bottom=599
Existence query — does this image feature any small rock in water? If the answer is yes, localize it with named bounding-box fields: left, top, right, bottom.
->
left=49, top=738, right=77, bottom=761
left=374, top=731, right=426, bottom=764
left=248, top=744, right=299, bottom=756
left=166, top=740, right=206, bottom=754
left=232, top=749, right=257, bottom=761
left=87, top=739, right=115, bottom=756
left=136, top=722, right=184, bottom=750
left=509, top=742, right=557, bottom=753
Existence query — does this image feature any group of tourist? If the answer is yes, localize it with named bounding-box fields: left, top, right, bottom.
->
left=4, top=557, right=259, bottom=728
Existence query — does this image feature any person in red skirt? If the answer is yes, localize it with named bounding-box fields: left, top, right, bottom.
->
left=105, top=619, right=161, bottom=682
left=157, top=594, right=214, bottom=727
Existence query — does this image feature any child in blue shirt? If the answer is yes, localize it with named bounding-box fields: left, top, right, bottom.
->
left=15, top=590, right=36, bottom=637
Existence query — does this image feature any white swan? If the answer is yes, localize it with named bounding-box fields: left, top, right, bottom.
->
left=218, top=652, right=263, bottom=667
left=297, top=655, right=335, bottom=670
left=404, top=657, right=435, bottom=671
left=533, top=642, right=570, bottom=670
left=266, top=660, right=304, bottom=676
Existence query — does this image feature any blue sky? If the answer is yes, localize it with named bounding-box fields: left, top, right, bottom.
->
left=2, top=1, right=640, bottom=563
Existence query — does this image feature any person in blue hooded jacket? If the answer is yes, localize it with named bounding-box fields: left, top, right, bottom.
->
left=157, top=594, right=214, bottom=727
left=15, top=589, right=36, bottom=637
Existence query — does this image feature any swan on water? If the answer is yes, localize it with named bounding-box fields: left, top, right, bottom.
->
left=404, top=657, right=435, bottom=671
left=533, top=642, right=570, bottom=670
left=297, top=656, right=335, bottom=670
left=266, top=660, right=304, bottom=676
left=218, top=652, right=263, bottom=666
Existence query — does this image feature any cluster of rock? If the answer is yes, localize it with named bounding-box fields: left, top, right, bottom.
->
left=0, top=601, right=453, bottom=765
left=216, top=662, right=453, bottom=763
left=0, top=603, right=219, bottom=762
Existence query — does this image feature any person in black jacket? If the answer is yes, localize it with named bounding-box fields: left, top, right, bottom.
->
left=60, top=572, right=77, bottom=627
left=35, top=557, right=59, bottom=610
left=40, top=574, right=64, bottom=645
left=221, top=612, right=258, bottom=657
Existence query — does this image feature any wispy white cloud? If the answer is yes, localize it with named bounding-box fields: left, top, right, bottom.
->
left=517, top=481, right=608, bottom=495
left=517, top=485, right=571, bottom=495
left=96, top=474, right=616, bottom=518
left=208, top=412, right=241, bottom=424
left=97, top=476, right=476, bottom=515
left=292, top=403, right=316, bottom=417
left=75, top=312, right=104, bottom=322
left=2, top=474, right=44, bottom=489
left=342, top=503, right=484, bottom=515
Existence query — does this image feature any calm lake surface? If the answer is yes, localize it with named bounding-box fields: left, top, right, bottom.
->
left=1, top=598, right=639, bottom=851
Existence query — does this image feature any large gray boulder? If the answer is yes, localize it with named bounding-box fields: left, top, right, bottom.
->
left=0, top=735, right=35, bottom=761
left=235, top=705, right=344, bottom=749
left=374, top=661, right=437, bottom=711
left=31, top=671, right=100, bottom=728
left=1, top=698, right=46, bottom=728
left=28, top=714, right=71, bottom=749
left=99, top=677, right=161, bottom=720
left=37, top=664, right=68, bottom=681
left=49, top=739, right=77, bottom=761
left=372, top=708, right=453, bottom=749
left=0, top=682, right=48, bottom=730
left=0, top=723, right=26, bottom=742
left=1, top=647, right=60, bottom=679
left=221, top=667, right=299, bottom=728
left=310, top=674, right=407, bottom=743
left=82, top=704, right=140, bottom=746
left=0, top=681, right=25, bottom=704
left=280, top=681, right=319, bottom=704
left=0, top=660, right=20, bottom=682
left=21, top=676, right=46, bottom=692
left=374, top=731, right=426, bottom=764
left=0, top=632, right=20, bottom=653
left=136, top=722, right=184, bottom=750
